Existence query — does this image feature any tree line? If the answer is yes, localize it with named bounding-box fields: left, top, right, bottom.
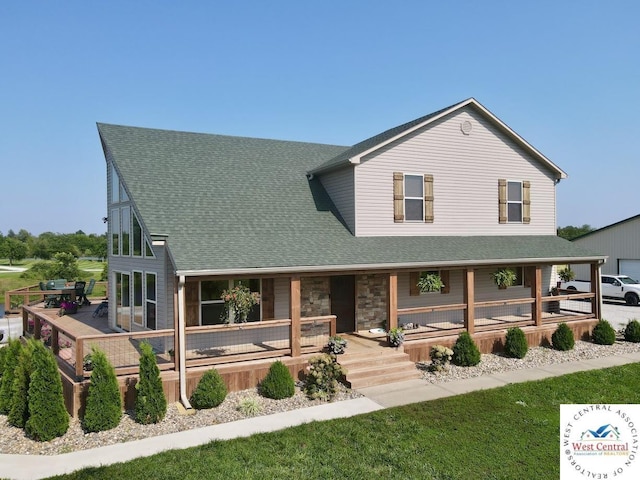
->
left=0, top=229, right=107, bottom=266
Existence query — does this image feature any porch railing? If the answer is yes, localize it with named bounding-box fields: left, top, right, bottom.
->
left=6, top=281, right=108, bottom=313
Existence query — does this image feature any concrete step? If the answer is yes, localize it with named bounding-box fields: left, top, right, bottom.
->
left=347, top=368, right=422, bottom=389
left=337, top=351, right=411, bottom=370
left=345, top=360, right=420, bottom=380
left=337, top=348, right=422, bottom=389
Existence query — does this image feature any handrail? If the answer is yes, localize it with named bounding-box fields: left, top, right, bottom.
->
left=398, top=303, right=467, bottom=316
left=5, top=281, right=108, bottom=313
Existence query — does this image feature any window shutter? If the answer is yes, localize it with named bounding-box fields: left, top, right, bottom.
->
left=393, top=172, right=404, bottom=222
left=185, top=282, right=199, bottom=327
left=261, top=278, right=275, bottom=320
left=498, top=179, right=507, bottom=224
left=441, top=270, right=450, bottom=294
left=522, top=181, right=531, bottom=224
left=424, top=174, right=434, bottom=223
left=409, top=271, right=420, bottom=296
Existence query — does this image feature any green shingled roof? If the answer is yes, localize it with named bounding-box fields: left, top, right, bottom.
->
left=97, top=121, right=601, bottom=275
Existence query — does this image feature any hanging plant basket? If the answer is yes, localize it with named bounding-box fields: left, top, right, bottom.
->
left=417, top=272, right=445, bottom=293
left=491, top=268, right=517, bottom=289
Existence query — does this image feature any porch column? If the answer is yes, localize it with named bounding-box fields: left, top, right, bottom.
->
left=532, top=266, right=542, bottom=326
left=290, top=275, right=301, bottom=357
left=591, top=263, right=602, bottom=319
left=464, top=268, right=475, bottom=335
left=387, top=272, right=398, bottom=330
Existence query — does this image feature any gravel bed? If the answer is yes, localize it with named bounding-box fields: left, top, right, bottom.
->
left=0, top=384, right=362, bottom=456
left=2, top=339, right=639, bottom=456
left=418, top=339, right=640, bottom=384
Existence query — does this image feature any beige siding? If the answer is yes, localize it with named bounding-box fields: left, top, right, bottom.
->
left=571, top=217, right=640, bottom=277
left=319, top=168, right=355, bottom=234
left=354, top=106, right=558, bottom=236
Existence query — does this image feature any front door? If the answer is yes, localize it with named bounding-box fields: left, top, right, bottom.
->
left=330, top=275, right=355, bottom=333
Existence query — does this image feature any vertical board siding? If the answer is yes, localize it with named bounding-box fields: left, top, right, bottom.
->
left=572, top=217, right=640, bottom=277
left=354, top=106, right=557, bottom=236
left=319, top=168, right=355, bottom=234
left=274, top=277, right=291, bottom=319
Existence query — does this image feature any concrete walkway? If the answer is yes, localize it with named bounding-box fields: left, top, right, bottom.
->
left=2, top=352, right=640, bottom=480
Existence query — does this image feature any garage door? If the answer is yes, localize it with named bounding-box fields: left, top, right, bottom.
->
left=619, top=260, right=640, bottom=281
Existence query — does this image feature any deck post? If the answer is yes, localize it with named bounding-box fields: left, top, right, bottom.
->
left=532, top=266, right=542, bottom=326
left=388, top=272, right=398, bottom=330
left=464, top=268, right=475, bottom=334
left=75, top=338, right=84, bottom=378
left=290, top=275, right=301, bottom=357
left=591, top=262, right=602, bottom=319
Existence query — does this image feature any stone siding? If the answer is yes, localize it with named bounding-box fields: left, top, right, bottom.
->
left=356, top=274, right=387, bottom=330
left=300, top=276, right=330, bottom=318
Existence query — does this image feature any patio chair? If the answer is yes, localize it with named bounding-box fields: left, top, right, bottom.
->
left=74, top=281, right=86, bottom=306
left=92, top=300, right=108, bottom=318
left=80, top=279, right=96, bottom=306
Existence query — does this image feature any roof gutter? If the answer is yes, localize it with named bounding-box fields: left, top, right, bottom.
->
left=177, top=255, right=607, bottom=277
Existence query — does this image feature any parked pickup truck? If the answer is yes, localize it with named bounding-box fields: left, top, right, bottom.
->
left=561, top=274, right=640, bottom=306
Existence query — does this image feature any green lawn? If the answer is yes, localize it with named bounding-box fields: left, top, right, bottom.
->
left=48, top=363, right=640, bottom=480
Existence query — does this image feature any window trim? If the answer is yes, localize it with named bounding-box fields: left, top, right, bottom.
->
left=403, top=173, right=424, bottom=222
left=145, top=272, right=157, bottom=330
left=507, top=180, right=523, bottom=223
left=199, top=279, right=262, bottom=325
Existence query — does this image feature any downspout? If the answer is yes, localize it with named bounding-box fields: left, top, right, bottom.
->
left=177, top=275, right=192, bottom=410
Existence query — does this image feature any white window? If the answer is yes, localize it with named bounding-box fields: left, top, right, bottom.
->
left=200, top=279, right=261, bottom=325
left=507, top=181, right=523, bottom=223
left=404, top=174, right=424, bottom=221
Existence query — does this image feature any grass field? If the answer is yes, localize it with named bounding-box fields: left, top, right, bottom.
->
left=48, top=363, right=640, bottom=480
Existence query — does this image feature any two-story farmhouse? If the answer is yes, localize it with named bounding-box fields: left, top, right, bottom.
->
left=97, top=98, right=604, bottom=406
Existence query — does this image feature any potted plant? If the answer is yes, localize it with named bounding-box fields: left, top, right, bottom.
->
left=326, top=335, right=347, bottom=355
left=387, top=327, right=405, bottom=347
left=557, top=266, right=575, bottom=284
left=417, top=272, right=445, bottom=293
left=221, top=283, right=261, bottom=323
left=491, top=268, right=517, bottom=289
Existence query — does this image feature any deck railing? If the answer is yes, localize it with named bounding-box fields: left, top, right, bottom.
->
left=6, top=281, right=108, bottom=313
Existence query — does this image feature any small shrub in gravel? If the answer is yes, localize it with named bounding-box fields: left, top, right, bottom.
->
left=504, top=327, right=528, bottom=359
left=430, top=345, right=453, bottom=372
left=452, top=332, right=481, bottom=367
left=82, top=347, right=122, bottom=433
left=303, top=354, right=346, bottom=401
left=624, top=319, right=640, bottom=343
left=260, top=360, right=295, bottom=400
left=25, top=341, right=69, bottom=441
left=552, top=323, right=575, bottom=351
left=237, top=396, right=262, bottom=416
left=8, top=340, right=35, bottom=428
left=592, top=319, right=616, bottom=346
left=135, top=342, right=167, bottom=425
left=190, top=369, right=227, bottom=409
left=0, top=339, right=23, bottom=414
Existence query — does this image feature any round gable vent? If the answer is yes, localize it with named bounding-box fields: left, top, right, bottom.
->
left=460, top=120, right=472, bottom=135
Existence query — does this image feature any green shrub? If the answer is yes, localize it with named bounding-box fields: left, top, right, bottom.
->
left=82, top=347, right=122, bottom=433
left=260, top=361, right=295, bottom=400
left=551, top=323, right=575, bottom=351
left=190, top=369, right=227, bottom=409
left=504, top=327, right=528, bottom=359
left=0, top=344, right=8, bottom=379
left=624, top=319, right=640, bottom=343
left=8, top=340, right=35, bottom=428
left=303, top=354, right=346, bottom=401
left=237, top=396, right=262, bottom=416
left=452, top=332, right=481, bottom=367
left=0, top=339, right=23, bottom=414
left=134, top=342, right=167, bottom=425
left=25, top=341, right=69, bottom=441
left=592, top=319, right=616, bottom=345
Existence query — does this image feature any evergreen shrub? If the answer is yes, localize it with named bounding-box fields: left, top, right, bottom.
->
left=260, top=361, right=295, bottom=400
left=452, top=332, right=481, bottom=367
left=25, top=341, right=69, bottom=441
left=624, top=319, right=640, bottom=343
left=190, top=369, right=227, bottom=409
left=82, top=347, right=122, bottom=433
left=303, top=354, right=345, bottom=401
left=504, top=327, right=528, bottom=359
left=8, top=340, right=34, bottom=428
left=134, top=342, right=167, bottom=424
left=592, top=319, right=616, bottom=346
left=0, top=339, right=23, bottom=414
left=551, top=323, right=575, bottom=351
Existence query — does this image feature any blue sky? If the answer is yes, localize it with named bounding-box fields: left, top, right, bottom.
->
left=1, top=1, right=638, bottom=235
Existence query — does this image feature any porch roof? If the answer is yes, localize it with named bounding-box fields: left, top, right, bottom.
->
left=97, top=122, right=603, bottom=276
